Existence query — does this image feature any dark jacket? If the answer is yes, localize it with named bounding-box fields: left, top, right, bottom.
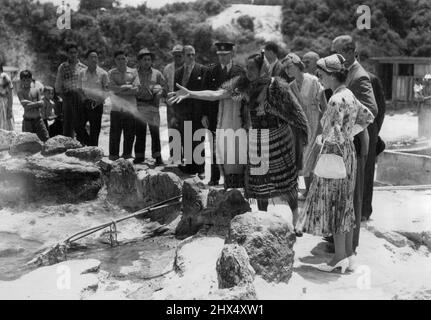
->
left=173, top=63, right=208, bottom=123
left=346, top=61, right=378, bottom=156
left=203, top=63, right=245, bottom=131
left=368, top=72, right=386, bottom=134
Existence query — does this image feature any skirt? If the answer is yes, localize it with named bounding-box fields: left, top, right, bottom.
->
left=296, top=140, right=357, bottom=236
left=245, top=123, right=298, bottom=210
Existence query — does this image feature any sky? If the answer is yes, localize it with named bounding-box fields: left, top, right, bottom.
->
left=37, top=0, right=198, bottom=11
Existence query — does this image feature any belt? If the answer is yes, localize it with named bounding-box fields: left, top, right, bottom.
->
left=252, top=116, right=280, bottom=129
left=24, top=117, right=42, bottom=121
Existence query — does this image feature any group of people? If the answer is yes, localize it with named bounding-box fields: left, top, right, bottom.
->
left=0, top=34, right=387, bottom=274
left=169, top=35, right=386, bottom=274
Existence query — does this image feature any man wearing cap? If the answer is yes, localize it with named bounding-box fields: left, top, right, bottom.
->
left=203, top=42, right=245, bottom=186
left=173, top=45, right=208, bottom=176
left=331, top=35, right=377, bottom=253
left=17, top=70, right=49, bottom=142
left=163, top=45, right=184, bottom=160
left=134, top=48, right=168, bottom=165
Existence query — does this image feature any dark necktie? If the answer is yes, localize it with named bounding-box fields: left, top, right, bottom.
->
left=221, top=66, right=228, bottom=82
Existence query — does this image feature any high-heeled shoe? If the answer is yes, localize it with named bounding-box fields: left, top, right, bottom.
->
left=314, top=258, right=349, bottom=274
left=347, top=255, right=355, bottom=272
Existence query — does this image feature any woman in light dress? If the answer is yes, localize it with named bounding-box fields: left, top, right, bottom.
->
left=282, top=53, right=327, bottom=198
left=296, top=54, right=374, bottom=273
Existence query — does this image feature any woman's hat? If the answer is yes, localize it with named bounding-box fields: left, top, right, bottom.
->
left=317, top=54, right=346, bottom=73
left=281, top=53, right=305, bottom=70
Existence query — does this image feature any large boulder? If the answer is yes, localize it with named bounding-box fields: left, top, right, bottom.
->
left=42, top=135, right=82, bottom=156
left=216, top=244, right=255, bottom=289
left=66, top=147, right=104, bottom=162
left=209, top=284, right=257, bottom=300
left=136, top=169, right=183, bottom=224
left=9, top=132, right=43, bottom=157
left=175, top=177, right=251, bottom=238
left=0, top=153, right=103, bottom=205
left=227, top=211, right=296, bottom=284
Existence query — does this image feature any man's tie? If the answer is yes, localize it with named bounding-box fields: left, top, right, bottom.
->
left=221, top=66, right=228, bottom=82
left=182, top=65, right=191, bottom=86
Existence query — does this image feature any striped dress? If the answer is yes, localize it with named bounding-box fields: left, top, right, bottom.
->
left=228, top=77, right=309, bottom=211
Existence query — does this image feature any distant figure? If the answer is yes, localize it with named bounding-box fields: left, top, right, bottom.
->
left=108, top=50, right=140, bottom=161
left=41, top=86, right=56, bottom=134
left=78, top=49, right=109, bottom=146
left=0, top=64, right=14, bottom=131
left=203, top=42, right=245, bottom=187
left=17, top=70, right=49, bottom=142
left=264, top=41, right=284, bottom=77
left=282, top=53, right=327, bottom=199
left=331, top=35, right=377, bottom=253
left=134, top=48, right=168, bottom=165
left=55, top=42, right=87, bottom=139
left=415, top=74, right=431, bottom=138
left=173, top=45, right=208, bottom=176
left=302, top=51, right=320, bottom=75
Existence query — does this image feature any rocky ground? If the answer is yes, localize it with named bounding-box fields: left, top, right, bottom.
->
left=1, top=98, right=430, bottom=300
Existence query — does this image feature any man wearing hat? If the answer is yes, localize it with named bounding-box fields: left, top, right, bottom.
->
left=164, top=45, right=184, bottom=160
left=134, top=48, right=168, bottom=165
left=173, top=45, right=208, bottom=175
left=331, top=35, right=377, bottom=253
left=203, top=42, right=245, bottom=186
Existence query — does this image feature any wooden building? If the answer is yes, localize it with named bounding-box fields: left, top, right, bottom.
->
left=370, top=56, right=431, bottom=108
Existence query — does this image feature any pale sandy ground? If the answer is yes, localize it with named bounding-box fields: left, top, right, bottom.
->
left=4, top=98, right=431, bottom=300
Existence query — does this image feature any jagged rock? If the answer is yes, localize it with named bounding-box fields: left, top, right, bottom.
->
left=422, top=231, right=431, bottom=250
left=102, top=159, right=141, bottom=210
left=0, top=153, right=103, bottom=205
left=42, top=135, right=82, bottom=156
left=175, top=177, right=251, bottom=238
left=368, top=227, right=414, bottom=248
left=227, top=211, right=296, bottom=284
left=209, top=284, right=258, bottom=300
left=0, top=259, right=101, bottom=300
left=216, top=244, right=255, bottom=289
left=65, top=147, right=104, bottom=162
left=136, top=169, right=182, bottom=224
left=8, top=132, right=43, bottom=157
left=0, top=129, right=17, bottom=146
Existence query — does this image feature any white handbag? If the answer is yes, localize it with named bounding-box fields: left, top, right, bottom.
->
left=313, top=138, right=347, bottom=179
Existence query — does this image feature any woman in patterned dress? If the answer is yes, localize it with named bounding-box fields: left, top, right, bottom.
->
left=282, top=53, right=327, bottom=198
left=169, top=52, right=309, bottom=233
left=296, top=54, right=374, bottom=273
left=0, top=64, right=15, bottom=131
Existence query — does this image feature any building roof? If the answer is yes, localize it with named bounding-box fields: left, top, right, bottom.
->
left=370, top=56, right=431, bottom=64
left=2, top=66, right=19, bottom=72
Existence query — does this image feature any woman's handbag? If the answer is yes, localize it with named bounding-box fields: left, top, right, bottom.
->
left=313, top=138, right=347, bottom=179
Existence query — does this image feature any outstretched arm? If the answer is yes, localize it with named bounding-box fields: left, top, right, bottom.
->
left=168, top=83, right=230, bottom=104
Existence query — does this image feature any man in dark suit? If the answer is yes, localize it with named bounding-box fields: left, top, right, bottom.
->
left=332, top=35, right=378, bottom=253
left=203, top=42, right=245, bottom=186
left=172, top=45, right=208, bottom=176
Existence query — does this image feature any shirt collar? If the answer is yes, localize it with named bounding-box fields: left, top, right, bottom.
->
left=348, top=59, right=359, bottom=71
left=184, top=62, right=195, bottom=70
left=221, top=61, right=233, bottom=72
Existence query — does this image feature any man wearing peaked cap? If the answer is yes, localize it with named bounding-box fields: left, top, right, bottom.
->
left=202, top=41, right=245, bottom=187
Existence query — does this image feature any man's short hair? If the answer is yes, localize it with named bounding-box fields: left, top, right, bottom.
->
left=331, top=35, right=356, bottom=53
left=20, top=70, right=33, bottom=80
left=183, top=45, right=196, bottom=54
left=85, top=49, right=99, bottom=58
left=264, top=41, right=279, bottom=55
left=114, top=50, right=127, bottom=58
left=43, top=85, right=54, bottom=93
left=65, top=42, right=78, bottom=52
